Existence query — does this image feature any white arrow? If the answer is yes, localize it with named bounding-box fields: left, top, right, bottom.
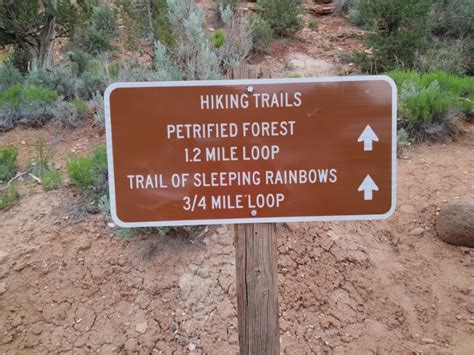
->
left=358, top=175, right=379, bottom=201
left=358, top=125, right=379, bottom=151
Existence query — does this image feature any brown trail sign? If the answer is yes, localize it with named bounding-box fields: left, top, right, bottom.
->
left=105, top=75, right=396, bottom=355
left=105, top=76, right=396, bottom=227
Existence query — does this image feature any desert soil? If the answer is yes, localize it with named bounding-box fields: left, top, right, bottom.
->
left=0, top=120, right=473, bottom=354
left=1, top=8, right=474, bottom=355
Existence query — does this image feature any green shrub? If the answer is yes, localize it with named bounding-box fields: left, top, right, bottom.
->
left=0, top=84, right=60, bottom=131
left=433, top=0, right=474, bottom=74
left=72, top=99, right=88, bottom=116
left=0, top=84, right=58, bottom=109
left=216, top=5, right=253, bottom=72
left=0, top=62, right=24, bottom=91
left=0, top=183, right=19, bottom=211
left=397, top=128, right=411, bottom=150
left=0, top=146, right=18, bottom=181
left=51, top=101, right=87, bottom=128
left=257, top=0, right=303, bottom=37
left=213, top=29, right=226, bottom=49
left=436, top=0, right=474, bottom=38
left=24, top=66, right=76, bottom=99
left=67, top=146, right=108, bottom=197
left=79, top=4, right=118, bottom=54
left=389, top=70, right=474, bottom=140
left=78, top=71, right=106, bottom=99
left=153, top=0, right=220, bottom=80
left=400, top=80, right=457, bottom=141
left=249, top=14, right=273, bottom=53
left=308, top=19, right=318, bottom=31
left=417, top=39, right=468, bottom=75
left=352, top=0, right=433, bottom=73
left=68, top=49, right=93, bottom=76
left=41, top=170, right=62, bottom=191
left=389, top=70, right=474, bottom=117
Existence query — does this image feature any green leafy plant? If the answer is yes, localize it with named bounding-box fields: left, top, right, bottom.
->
left=41, top=169, right=62, bottom=191
left=0, top=146, right=18, bottom=181
left=0, top=84, right=58, bottom=109
left=389, top=70, right=474, bottom=118
left=399, top=80, right=457, bottom=141
left=213, top=29, right=226, bottom=49
left=308, top=19, right=318, bottom=31
left=72, top=99, right=88, bottom=116
left=0, top=183, right=19, bottom=211
left=67, top=146, right=108, bottom=198
left=257, top=0, right=303, bottom=37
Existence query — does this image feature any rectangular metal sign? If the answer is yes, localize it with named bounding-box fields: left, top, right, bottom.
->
left=105, top=76, right=397, bottom=227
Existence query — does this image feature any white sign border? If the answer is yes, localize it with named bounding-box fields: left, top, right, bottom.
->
left=104, top=75, right=397, bottom=228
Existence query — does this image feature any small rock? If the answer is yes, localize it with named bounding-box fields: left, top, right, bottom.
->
left=410, top=227, right=425, bottom=237
left=76, top=237, right=91, bottom=252
left=421, top=338, right=435, bottom=344
left=0, top=250, right=8, bottom=264
left=136, top=321, right=148, bottom=334
left=107, top=222, right=116, bottom=229
left=436, top=197, right=474, bottom=247
left=188, top=343, right=196, bottom=351
left=467, top=318, right=474, bottom=325
left=0, top=281, right=7, bottom=295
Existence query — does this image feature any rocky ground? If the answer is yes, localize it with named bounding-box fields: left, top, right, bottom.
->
left=0, top=122, right=473, bottom=354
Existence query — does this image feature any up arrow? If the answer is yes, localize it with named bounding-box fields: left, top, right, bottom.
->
left=358, top=175, right=379, bottom=201
left=358, top=125, right=379, bottom=151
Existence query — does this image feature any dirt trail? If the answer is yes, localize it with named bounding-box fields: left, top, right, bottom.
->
left=0, top=123, right=473, bottom=354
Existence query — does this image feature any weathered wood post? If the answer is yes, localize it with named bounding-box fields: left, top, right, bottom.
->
left=232, top=65, right=280, bottom=355
left=235, top=223, right=280, bottom=354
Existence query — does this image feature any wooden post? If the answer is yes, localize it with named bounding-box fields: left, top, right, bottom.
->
left=233, top=65, right=279, bottom=355
left=235, top=224, right=280, bottom=355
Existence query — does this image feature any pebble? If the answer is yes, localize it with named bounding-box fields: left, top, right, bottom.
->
left=136, top=321, right=148, bottom=334
left=76, top=237, right=91, bottom=252
left=188, top=343, right=196, bottom=351
left=107, top=222, right=116, bottom=229
left=421, top=338, right=435, bottom=344
left=0, top=281, right=7, bottom=295
left=0, top=250, right=8, bottom=264
left=410, top=227, right=425, bottom=237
